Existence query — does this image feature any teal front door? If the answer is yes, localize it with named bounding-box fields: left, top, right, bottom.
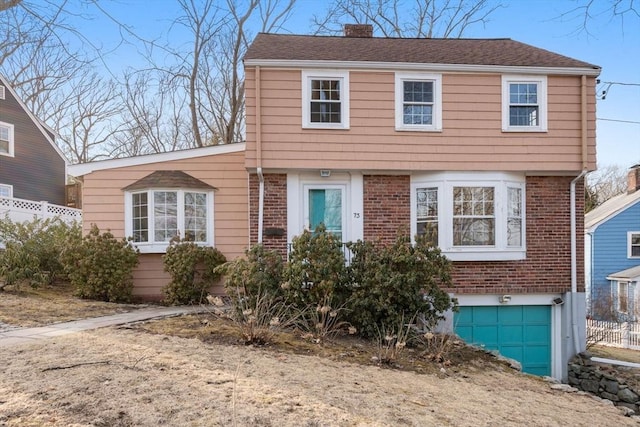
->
left=308, top=188, right=343, bottom=240
left=455, top=305, right=551, bottom=376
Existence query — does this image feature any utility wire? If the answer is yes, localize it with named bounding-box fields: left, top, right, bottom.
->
left=597, top=118, right=640, bottom=125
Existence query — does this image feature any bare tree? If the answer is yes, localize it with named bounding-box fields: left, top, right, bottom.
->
left=312, top=0, right=502, bottom=38
left=559, top=0, right=639, bottom=35
left=585, top=164, right=629, bottom=211
left=52, top=72, right=127, bottom=163
left=1, top=1, right=126, bottom=163
left=121, top=0, right=296, bottom=150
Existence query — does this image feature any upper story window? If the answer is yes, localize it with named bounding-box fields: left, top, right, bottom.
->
left=502, top=75, right=547, bottom=132
left=0, top=122, right=15, bottom=157
left=395, top=73, right=442, bottom=132
left=629, top=232, right=640, bottom=258
left=0, top=85, right=5, bottom=100
left=0, top=184, right=12, bottom=198
left=302, top=70, right=349, bottom=129
left=411, top=172, right=526, bottom=261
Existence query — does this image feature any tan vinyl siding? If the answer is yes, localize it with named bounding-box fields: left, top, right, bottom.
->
left=245, top=68, right=596, bottom=172
left=80, top=150, right=249, bottom=298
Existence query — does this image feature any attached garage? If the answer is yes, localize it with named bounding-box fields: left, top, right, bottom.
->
left=455, top=305, right=552, bottom=376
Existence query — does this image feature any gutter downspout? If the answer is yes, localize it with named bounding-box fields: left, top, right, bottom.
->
left=256, top=66, right=264, bottom=244
left=570, top=75, right=589, bottom=354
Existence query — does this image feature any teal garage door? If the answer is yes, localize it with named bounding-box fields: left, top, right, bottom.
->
left=455, top=305, right=551, bottom=376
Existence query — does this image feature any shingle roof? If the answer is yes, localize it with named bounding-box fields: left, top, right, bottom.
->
left=607, top=264, right=640, bottom=281
left=244, top=33, right=599, bottom=70
left=585, top=190, right=640, bottom=230
left=122, top=170, right=216, bottom=191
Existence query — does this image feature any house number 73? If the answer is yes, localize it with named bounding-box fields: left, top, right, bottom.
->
left=353, top=212, right=360, bottom=218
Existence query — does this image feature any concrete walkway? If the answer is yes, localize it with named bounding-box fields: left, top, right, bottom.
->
left=0, top=306, right=206, bottom=348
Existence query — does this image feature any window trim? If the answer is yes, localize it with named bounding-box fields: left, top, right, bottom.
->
left=617, top=281, right=630, bottom=314
left=0, top=183, right=13, bottom=198
left=629, top=231, right=640, bottom=259
left=124, top=188, right=214, bottom=253
left=0, top=121, right=15, bottom=157
left=395, top=72, right=442, bottom=132
left=301, top=70, right=350, bottom=129
left=502, top=75, right=547, bottom=132
left=411, top=172, right=526, bottom=261
left=0, top=85, right=5, bottom=100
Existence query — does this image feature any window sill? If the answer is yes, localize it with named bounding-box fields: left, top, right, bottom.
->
left=0, top=152, right=14, bottom=158
left=133, top=243, right=171, bottom=254
left=443, top=249, right=526, bottom=262
left=302, top=123, right=349, bottom=130
left=502, top=127, right=547, bottom=133
left=395, top=126, right=442, bottom=133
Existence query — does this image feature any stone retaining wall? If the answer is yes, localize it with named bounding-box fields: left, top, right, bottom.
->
left=568, top=353, right=640, bottom=414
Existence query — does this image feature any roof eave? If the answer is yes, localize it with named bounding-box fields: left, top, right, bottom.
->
left=68, top=142, right=246, bottom=177
left=243, top=59, right=601, bottom=76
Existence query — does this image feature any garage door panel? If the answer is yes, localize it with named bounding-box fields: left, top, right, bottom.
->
left=499, top=306, right=524, bottom=323
left=473, top=306, right=498, bottom=324
left=455, top=305, right=551, bottom=376
left=501, top=325, right=524, bottom=343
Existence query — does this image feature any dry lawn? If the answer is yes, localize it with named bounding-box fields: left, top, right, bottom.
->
left=1, top=285, right=639, bottom=426
left=2, top=328, right=638, bottom=427
left=0, top=284, right=146, bottom=327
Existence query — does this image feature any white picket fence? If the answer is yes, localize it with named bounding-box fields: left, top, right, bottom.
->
left=587, top=319, right=640, bottom=350
left=0, top=195, right=82, bottom=224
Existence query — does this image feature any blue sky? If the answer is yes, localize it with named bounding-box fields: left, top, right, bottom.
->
left=80, top=0, right=640, bottom=168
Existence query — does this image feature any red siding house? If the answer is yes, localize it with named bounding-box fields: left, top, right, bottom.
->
left=70, top=26, right=600, bottom=380
left=243, top=25, right=600, bottom=379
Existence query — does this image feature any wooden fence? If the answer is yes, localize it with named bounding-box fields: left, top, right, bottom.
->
left=587, top=319, right=640, bottom=350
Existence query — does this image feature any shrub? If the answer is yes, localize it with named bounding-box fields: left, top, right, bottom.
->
left=162, top=239, right=226, bottom=305
left=346, top=233, right=454, bottom=338
left=218, top=244, right=284, bottom=310
left=0, top=217, right=81, bottom=289
left=281, top=225, right=349, bottom=308
left=62, top=225, right=139, bottom=302
left=296, top=296, right=354, bottom=343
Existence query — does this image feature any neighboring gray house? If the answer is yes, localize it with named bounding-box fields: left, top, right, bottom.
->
left=585, top=165, right=640, bottom=320
left=0, top=74, right=68, bottom=205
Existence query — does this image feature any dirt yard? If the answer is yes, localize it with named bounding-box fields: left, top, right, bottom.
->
left=2, top=327, right=638, bottom=427
left=1, top=286, right=639, bottom=426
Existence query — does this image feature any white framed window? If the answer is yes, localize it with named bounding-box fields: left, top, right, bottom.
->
left=629, top=232, right=640, bottom=258
left=0, top=121, right=15, bottom=157
left=502, top=75, right=547, bottom=132
left=0, top=85, right=5, bottom=100
left=617, top=281, right=629, bottom=314
left=395, top=73, right=442, bottom=131
left=0, top=183, right=12, bottom=198
left=302, top=70, right=349, bottom=129
left=411, top=172, right=526, bottom=261
left=125, top=188, right=214, bottom=253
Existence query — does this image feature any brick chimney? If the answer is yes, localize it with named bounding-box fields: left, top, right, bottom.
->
left=628, top=164, right=640, bottom=194
left=344, top=24, right=373, bottom=38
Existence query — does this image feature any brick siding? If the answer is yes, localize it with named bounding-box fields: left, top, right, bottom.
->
left=449, top=176, right=585, bottom=294
left=249, top=173, right=288, bottom=256
left=363, top=175, right=411, bottom=245
left=251, top=173, right=585, bottom=295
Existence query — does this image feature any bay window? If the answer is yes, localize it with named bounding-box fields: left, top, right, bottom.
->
left=125, top=188, right=213, bottom=253
left=411, top=172, right=526, bottom=261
